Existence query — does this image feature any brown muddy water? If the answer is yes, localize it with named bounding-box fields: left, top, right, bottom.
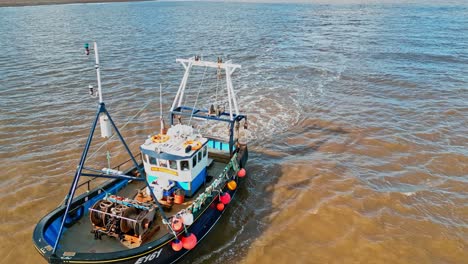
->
left=0, top=1, right=467, bottom=263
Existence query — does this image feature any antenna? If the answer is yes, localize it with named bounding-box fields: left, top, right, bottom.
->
left=159, top=84, right=166, bottom=135
left=160, top=84, right=163, bottom=117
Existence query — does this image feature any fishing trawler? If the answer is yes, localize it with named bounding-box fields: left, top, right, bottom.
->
left=33, top=43, right=249, bottom=264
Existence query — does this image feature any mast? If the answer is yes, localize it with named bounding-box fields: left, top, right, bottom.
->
left=94, top=42, right=104, bottom=103
left=50, top=42, right=148, bottom=258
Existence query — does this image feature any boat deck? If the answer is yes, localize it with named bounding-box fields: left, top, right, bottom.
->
left=59, top=159, right=227, bottom=253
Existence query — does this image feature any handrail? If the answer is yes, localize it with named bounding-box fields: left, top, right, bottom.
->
left=88, top=208, right=138, bottom=223
left=76, top=152, right=143, bottom=192
left=114, top=152, right=143, bottom=172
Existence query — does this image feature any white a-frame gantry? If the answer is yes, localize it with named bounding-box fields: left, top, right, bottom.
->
left=170, top=57, right=241, bottom=121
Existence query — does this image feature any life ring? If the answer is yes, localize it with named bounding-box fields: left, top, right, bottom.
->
left=183, top=140, right=202, bottom=151
left=152, top=134, right=170, bottom=143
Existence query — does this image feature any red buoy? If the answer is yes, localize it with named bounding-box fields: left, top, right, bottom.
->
left=171, top=239, right=183, bottom=251
left=216, top=202, right=225, bottom=211
left=237, top=168, right=246, bottom=178
left=219, top=192, right=231, bottom=205
left=181, top=233, right=197, bottom=250
left=171, top=217, right=183, bottom=232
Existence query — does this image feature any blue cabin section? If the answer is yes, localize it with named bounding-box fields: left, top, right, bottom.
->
left=141, top=147, right=208, bottom=197
left=176, top=167, right=207, bottom=197
left=140, top=124, right=210, bottom=197
left=207, top=138, right=231, bottom=152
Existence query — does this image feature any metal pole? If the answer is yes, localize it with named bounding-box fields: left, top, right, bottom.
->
left=80, top=172, right=144, bottom=181
left=225, top=67, right=234, bottom=121
left=226, top=70, right=240, bottom=116
left=52, top=104, right=102, bottom=254
left=103, top=104, right=144, bottom=176
left=175, top=62, right=192, bottom=110
left=171, top=62, right=187, bottom=111
left=94, top=42, right=104, bottom=103
left=229, top=120, right=234, bottom=157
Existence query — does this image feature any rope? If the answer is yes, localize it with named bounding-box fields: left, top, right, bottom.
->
left=106, top=150, right=111, bottom=169
left=189, top=66, right=208, bottom=125
left=182, top=80, right=190, bottom=108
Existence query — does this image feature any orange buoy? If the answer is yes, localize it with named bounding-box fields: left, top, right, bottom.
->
left=220, top=192, right=231, bottom=205
left=174, top=189, right=185, bottom=205
left=171, top=217, right=183, bottom=232
left=171, top=239, right=183, bottom=251
left=183, top=140, right=202, bottom=151
left=227, top=180, right=237, bottom=191
left=237, top=168, right=246, bottom=178
left=216, top=202, right=225, bottom=211
left=181, top=233, right=197, bottom=250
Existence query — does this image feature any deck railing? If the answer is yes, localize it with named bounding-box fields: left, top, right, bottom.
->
left=76, top=152, right=143, bottom=192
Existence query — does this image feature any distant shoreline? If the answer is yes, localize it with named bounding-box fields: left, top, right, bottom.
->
left=0, top=0, right=156, bottom=8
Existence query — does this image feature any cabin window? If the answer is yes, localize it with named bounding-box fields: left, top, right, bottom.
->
left=169, top=160, right=177, bottom=170
left=180, top=160, right=189, bottom=171
left=149, top=156, right=157, bottom=165
left=203, top=146, right=207, bottom=157
left=158, top=159, right=168, bottom=167
left=198, top=152, right=202, bottom=162
left=145, top=154, right=150, bottom=163
left=192, top=156, right=197, bottom=167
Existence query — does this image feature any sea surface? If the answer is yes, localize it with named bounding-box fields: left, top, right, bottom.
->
left=0, top=1, right=467, bottom=263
